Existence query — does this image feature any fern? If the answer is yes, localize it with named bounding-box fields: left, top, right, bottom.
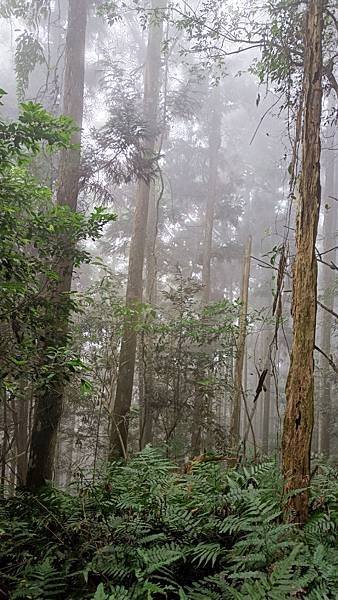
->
left=12, top=559, right=67, bottom=599
left=137, top=541, right=187, bottom=575
left=191, top=542, right=222, bottom=568
left=1, top=449, right=337, bottom=599
left=92, top=583, right=131, bottom=600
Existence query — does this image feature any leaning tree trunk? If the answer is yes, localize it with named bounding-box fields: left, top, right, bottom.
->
left=282, top=0, right=323, bottom=525
left=229, top=236, right=252, bottom=452
left=26, top=0, right=87, bottom=490
left=109, top=0, right=166, bottom=460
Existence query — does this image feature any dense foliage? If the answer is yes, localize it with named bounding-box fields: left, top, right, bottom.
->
left=1, top=447, right=337, bottom=599
left=0, top=94, right=115, bottom=404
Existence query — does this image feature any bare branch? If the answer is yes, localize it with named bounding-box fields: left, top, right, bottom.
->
left=317, top=300, right=338, bottom=320
left=315, top=345, right=338, bottom=375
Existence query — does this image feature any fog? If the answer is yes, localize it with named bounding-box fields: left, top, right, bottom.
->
left=0, top=0, right=337, bottom=485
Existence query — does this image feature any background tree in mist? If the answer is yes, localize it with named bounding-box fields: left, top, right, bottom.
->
left=109, top=0, right=167, bottom=460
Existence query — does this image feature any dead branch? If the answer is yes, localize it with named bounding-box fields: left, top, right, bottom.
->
left=315, top=345, right=338, bottom=375
left=317, top=300, right=338, bottom=320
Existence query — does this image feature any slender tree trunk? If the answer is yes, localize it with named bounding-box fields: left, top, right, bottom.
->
left=240, top=344, right=246, bottom=453
left=140, top=184, right=158, bottom=449
left=65, top=411, right=76, bottom=485
left=9, top=450, right=16, bottom=494
left=229, top=236, right=252, bottom=450
left=26, top=0, right=88, bottom=490
left=190, top=88, right=221, bottom=456
left=12, top=393, right=29, bottom=486
left=145, top=183, right=159, bottom=305
left=190, top=383, right=204, bottom=458
left=138, top=348, right=147, bottom=450
left=282, top=0, right=323, bottom=524
left=201, top=88, right=221, bottom=306
left=262, top=357, right=271, bottom=455
left=109, top=0, right=166, bottom=460
left=319, top=137, right=337, bottom=458
left=139, top=346, right=155, bottom=449
left=0, top=393, right=8, bottom=496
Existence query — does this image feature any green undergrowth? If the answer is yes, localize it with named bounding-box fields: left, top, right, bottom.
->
left=0, top=447, right=337, bottom=599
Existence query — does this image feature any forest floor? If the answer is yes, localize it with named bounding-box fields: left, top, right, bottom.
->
left=0, top=447, right=337, bottom=599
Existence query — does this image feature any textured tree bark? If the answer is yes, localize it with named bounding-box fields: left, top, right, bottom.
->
left=26, top=0, right=87, bottom=490
left=229, top=236, right=252, bottom=451
left=109, top=0, right=166, bottom=460
left=282, top=0, right=323, bottom=524
left=319, top=148, right=336, bottom=458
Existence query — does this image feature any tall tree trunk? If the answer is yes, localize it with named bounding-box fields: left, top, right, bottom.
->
left=229, top=236, right=252, bottom=451
left=319, top=147, right=336, bottom=457
left=282, top=0, right=323, bottom=524
left=13, top=392, right=29, bottom=486
left=262, top=356, right=271, bottom=455
left=65, top=411, right=76, bottom=486
left=109, top=0, right=166, bottom=460
left=26, top=0, right=88, bottom=490
left=145, top=183, right=159, bottom=305
left=140, top=184, right=158, bottom=449
left=0, top=392, right=8, bottom=496
left=201, top=87, right=221, bottom=306
left=190, top=88, right=221, bottom=456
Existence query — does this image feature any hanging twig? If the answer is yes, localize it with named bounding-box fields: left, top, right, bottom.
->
left=250, top=94, right=283, bottom=145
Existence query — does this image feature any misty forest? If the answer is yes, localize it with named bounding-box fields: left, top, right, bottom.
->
left=0, top=0, right=337, bottom=598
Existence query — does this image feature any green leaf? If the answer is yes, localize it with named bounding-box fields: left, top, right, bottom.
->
left=93, top=583, right=108, bottom=600
left=80, top=379, right=93, bottom=396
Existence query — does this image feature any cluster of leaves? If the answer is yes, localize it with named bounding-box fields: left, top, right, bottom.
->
left=14, top=31, right=45, bottom=101
left=83, top=98, right=161, bottom=189
left=0, top=94, right=115, bottom=401
left=82, top=53, right=162, bottom=193
left=0, top=1, right=51, bottom=100
left=0, top=447, right=337, bottom=599
left=152, top=0, right=338, bottom=110
left=0, top=0, right=49, bottom=20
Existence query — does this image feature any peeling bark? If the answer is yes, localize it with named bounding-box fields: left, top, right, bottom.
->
left=282, top=0, right=323, bottom=524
